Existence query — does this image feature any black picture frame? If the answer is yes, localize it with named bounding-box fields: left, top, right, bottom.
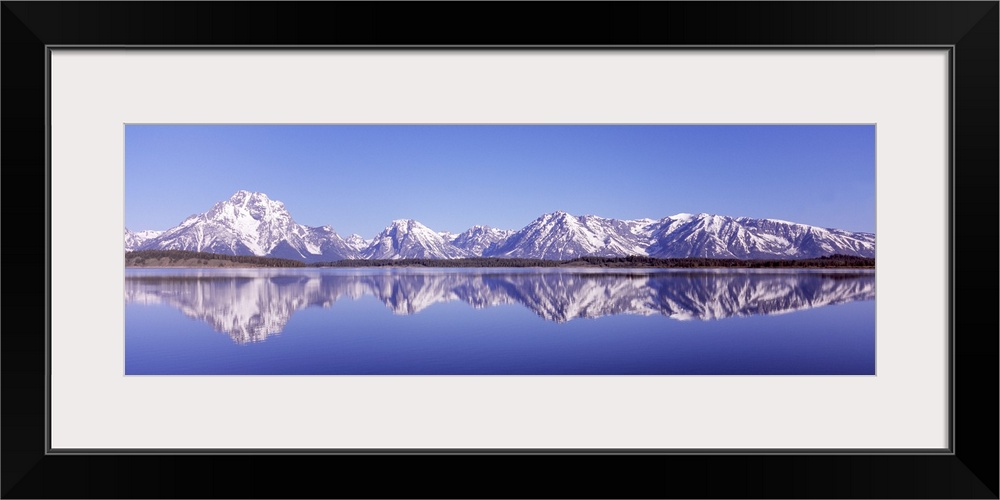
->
left=3, top=2, right=997, bottom=498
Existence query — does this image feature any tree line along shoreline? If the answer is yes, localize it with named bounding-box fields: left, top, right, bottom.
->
left=126, top=250, right=875, bottom=269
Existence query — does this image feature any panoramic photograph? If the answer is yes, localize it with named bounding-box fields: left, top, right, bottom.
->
left=125, top=124, right=875, bottom=375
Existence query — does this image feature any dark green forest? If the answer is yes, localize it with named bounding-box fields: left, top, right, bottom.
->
left=312, top=255, right=875, bottom=268
left=126, top=250, right=874, bottom=269
left=125, top=250, right=306, bottom=268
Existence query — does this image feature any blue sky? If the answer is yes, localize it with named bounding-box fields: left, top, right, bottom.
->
left=125, top=125, right=875, bottom=236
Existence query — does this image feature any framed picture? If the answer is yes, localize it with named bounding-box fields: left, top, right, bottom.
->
left=4, top=2, right=996, bottom=498
left=121, top=122, right=879, bottom=377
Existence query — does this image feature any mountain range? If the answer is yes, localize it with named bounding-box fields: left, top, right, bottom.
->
left=125, top=190, right=875, bottom=262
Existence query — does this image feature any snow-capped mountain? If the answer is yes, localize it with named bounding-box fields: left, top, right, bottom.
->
left=127, top=191, right=874, bottom=261
left=451, top=225, right=515, bottom=256
left=646, top=213, right=875, bottom=259
left=362, top=219, right=472, bottom=260
left=125, top=228, right=163, bottom=251
left=485, top=211, right=873, bottom=260
left=343, top=234, right=372, bottom=253
left=486, top=211, right=657, bottom=260
left=133, top=190, right=359, bottom=262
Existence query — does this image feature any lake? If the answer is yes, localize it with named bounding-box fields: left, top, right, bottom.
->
left=125, top=267, right=876, bottom=375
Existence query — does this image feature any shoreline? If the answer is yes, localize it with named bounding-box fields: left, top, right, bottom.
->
left=125, top=250, right=875, bottom=270
left=126, top=264, right=876, bottom=270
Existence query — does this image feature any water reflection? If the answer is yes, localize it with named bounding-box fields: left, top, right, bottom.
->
left=126, top=269, right=874, bottom=344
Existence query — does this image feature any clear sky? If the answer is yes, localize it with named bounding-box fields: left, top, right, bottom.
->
left=125, top=124, right=875, bottom=236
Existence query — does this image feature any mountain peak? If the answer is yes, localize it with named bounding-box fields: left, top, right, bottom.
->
left=539, top=210, right=574, bottom=221
left=227, top=190, right=283, bottom=208
left=762, top=217, right=798, bottom=225
left=364, top=219, right=469, bottom=259
left=230, top=189, right=267, bottom=200
left=388, top=218, right=422, bottom=229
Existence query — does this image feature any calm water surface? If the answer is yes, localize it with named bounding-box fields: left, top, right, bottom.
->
left=125, top=267, right=875, bottom=375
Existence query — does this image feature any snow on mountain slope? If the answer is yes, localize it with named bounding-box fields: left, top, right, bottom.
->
left=486, top=211, right=657, bottom=260
left=344, top=234, right=372, bottom=253
left=646, top=213, right=875, bottom=259
left=362, top=219, right=472, bottom=259
left=125, top=228, right=164, bottom=251
left=451, top=225, right=515, bottom=256
left=136, top=190, right=358, bottom=262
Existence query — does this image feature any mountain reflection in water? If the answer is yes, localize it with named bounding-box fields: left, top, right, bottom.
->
left=125, top=269, right=874, bottom=344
